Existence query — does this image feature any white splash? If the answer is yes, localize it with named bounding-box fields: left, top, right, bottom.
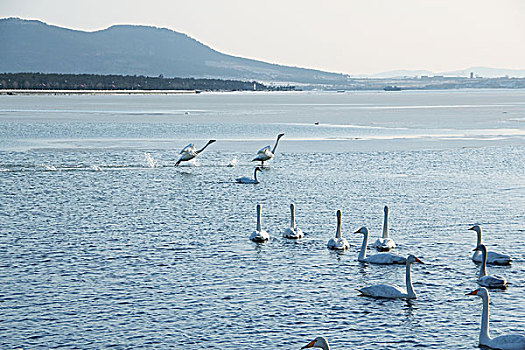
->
left=227, top=157, right=238, bottom=167
left=90, top=165, right=103, bottom=171
left=144, top=152, right=156, bottom=168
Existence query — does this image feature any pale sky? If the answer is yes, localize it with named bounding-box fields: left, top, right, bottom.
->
left=1, top=0, right=524, bottom=75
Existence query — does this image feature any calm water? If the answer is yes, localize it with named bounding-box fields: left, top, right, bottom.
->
left=0, top=90, right=524, bottom=349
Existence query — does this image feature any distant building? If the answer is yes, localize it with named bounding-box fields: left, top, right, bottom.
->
left=470, top=72, right=474, bottom=79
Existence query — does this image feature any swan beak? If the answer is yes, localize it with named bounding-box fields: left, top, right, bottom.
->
left=472, top=247, right=479, bottom=251
left=301, top=340, right=316, bottom=349
left=354, top=229, right=360, bottom=233
left=466, top=289, right=479, bottom=296
left=414, top=257, right=424, bottom=264
left=468, top=226, right=475, bottom=231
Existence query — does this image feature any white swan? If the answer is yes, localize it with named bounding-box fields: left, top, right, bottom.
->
left=358, top=255, right=424, bottom=299
left=283, top=203, right=304, bottom=239
left=252, top=133, right=284, bottom=166
left=467, top=288, right=525, bottom=350
left=236, top=167, right=262, bottom=184
left=373, top=205, right=396, bottom=251
left=356, top=227, right=406, bottom=264
left=250, top=204, right=269, bottom=243
left=469, top=225, right=512, bottom=265
left=175, top=139, right=216, bottom=166
left=327, top=210, right=350, bottom=250
left=301, top=336, right=331, bottom=350
left=474, top=244, right=507, bottom=289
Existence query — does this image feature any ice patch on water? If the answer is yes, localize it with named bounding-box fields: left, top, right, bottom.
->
left=144, top=152, right=156, bottom=168
left=40, top=164, right=57, bottom=171
left=90, top=165, right=103, bottom=171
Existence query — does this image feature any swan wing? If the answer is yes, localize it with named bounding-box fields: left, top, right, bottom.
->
left=373, top=238, right=396, bottom=251
left=366, top=253, right=406, bottom=265
left=473, top=251, right=512, bottom=265
left=479, top=275, right=507, bottom=288
left=257, top=145, right=271, bottom=154
left=180, top=143, right=196, bottom=154
left=250, top=230, right=269, bottom=242
left=236, top=177, right=257, bottom=184
left=283, top=227, right=304, bottom=239
left=359, top=284, right=407, bottom=299
left=487, top=334, right=525, bottom=350
left=327, top=237, right=349, bottom=250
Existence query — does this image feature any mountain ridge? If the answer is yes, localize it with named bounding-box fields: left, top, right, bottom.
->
left=0, top=17, right=348, bottom=84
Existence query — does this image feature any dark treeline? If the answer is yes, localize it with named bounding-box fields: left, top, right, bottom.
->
left=0, top=73, right=295, bottom=91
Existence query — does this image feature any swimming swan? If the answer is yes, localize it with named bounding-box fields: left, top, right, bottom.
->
left=250, top=204, right=269, bottom=243
left=283, top=203, right=304, bottom=239
left=236, top=167, right=262, bottom=184
left=474, top=244, right=507, bottom=289
left=301, top=336, right=331, bottom=350
left=327, top=210, right=349, bottom=250
left=358, top=255, right=424, bottom=299
left=252, top=133, right=284, bottom=166
left=175, top=140, right=216, bottom=166
left=373, top=206, right=396, bottom=251
left=469, top=225, right=512, bottom=265
left=356, top=227, right=406, bottom=264
left=467, top=288, right=525, bottom=350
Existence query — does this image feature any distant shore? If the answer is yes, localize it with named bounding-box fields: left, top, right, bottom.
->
left=0, top=89, right=200, bottom=95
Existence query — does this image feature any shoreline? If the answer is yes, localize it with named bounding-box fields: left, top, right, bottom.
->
left=0, top=89, right=200, bottom=95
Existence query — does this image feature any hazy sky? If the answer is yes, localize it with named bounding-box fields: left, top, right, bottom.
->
left=1, top=0, right=524, bottom=75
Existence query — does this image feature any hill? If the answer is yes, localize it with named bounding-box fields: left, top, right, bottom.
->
left=0, top=17, right=348, bottom=85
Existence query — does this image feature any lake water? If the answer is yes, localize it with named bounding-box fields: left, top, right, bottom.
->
left=0, top=90, right=524, bottom=349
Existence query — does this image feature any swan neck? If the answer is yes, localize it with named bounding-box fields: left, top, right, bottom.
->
left=358, top=230, right=368, bottom=261
left=290, top=205, right=295, bottom=228
left=196, top=140, right=212, bottom=154
left=256, top=206, right=261, bottom=231
left=476, top=228, right=482, bottom=246
left=405, top=261, right=416, bottom=298
left=336, top=214, right=342, bottom=238
left=480, top=247, right=487, bottom=277
left=480, top=294, right=491, bottom=344
left=271, top=135, right=282, bottom=154
left=382, top=208, right=389, bottom=238
left=253, top=168, right=259, bottom=181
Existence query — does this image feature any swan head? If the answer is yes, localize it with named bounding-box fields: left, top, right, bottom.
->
left=277, top=133, right=285, bottom=139
left=384, top=205, right=389, bottom=213
left=468, top=225, right=481, bottom=234
left=354, top=226, right=369, bottom=235
left=255, top=167, right=262, bottom=172
left=301, top=336, right=329, bottom=349
left=472, top=244, right=487, bottom=252
left=208, top=139, right=217, bottom=144
left=466, top=287, right=489, bottom=298
left=407, top=255, right=424, bottom=264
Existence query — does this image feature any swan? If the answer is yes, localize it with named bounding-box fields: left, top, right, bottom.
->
left=252, top=133, right=284, bottom=166
left=175, top=139, right=216, bottom=166
left=283, top=203, right=304, bottom=239
left=467, top=288, right=525, bottom=349
left=469, top=225, right=512, bottom=265
left=301, top=336, right=331, bottom=350
left=373, top=206, right=396, bottom=251
left=327, top=210, right=350, bottom=250
left=356, top=227, right=406, bottom=264
left=358, top=255, right=424, bottom=299
left=236, top=167, right=262, bottom=184
left=250, top=204, right=269, bottom=243
left=474, top=244, right=507, bottom=289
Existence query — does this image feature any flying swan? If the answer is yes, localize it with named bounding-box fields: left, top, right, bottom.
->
left=327, top=210, right=349, bottom=250
left=358, top=255, right=424, bottom=299
left=252, top=133, right=284, bottom=166
left=175, top=140, right=216, bottom=166
left=467, top=288, right=525, bottom=350
left=355, top=227, right=406, bottom=264
left=373, top=205, right=396, bottom=251
left=474, top=244, right=507, bottom=289
left=469, top=225, right=512, bottom=265
left=283, top=203, right=304, bottom=239
left=250, top=204, right=269, bottom=243
left=236, top=167, right=262, bottom=184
